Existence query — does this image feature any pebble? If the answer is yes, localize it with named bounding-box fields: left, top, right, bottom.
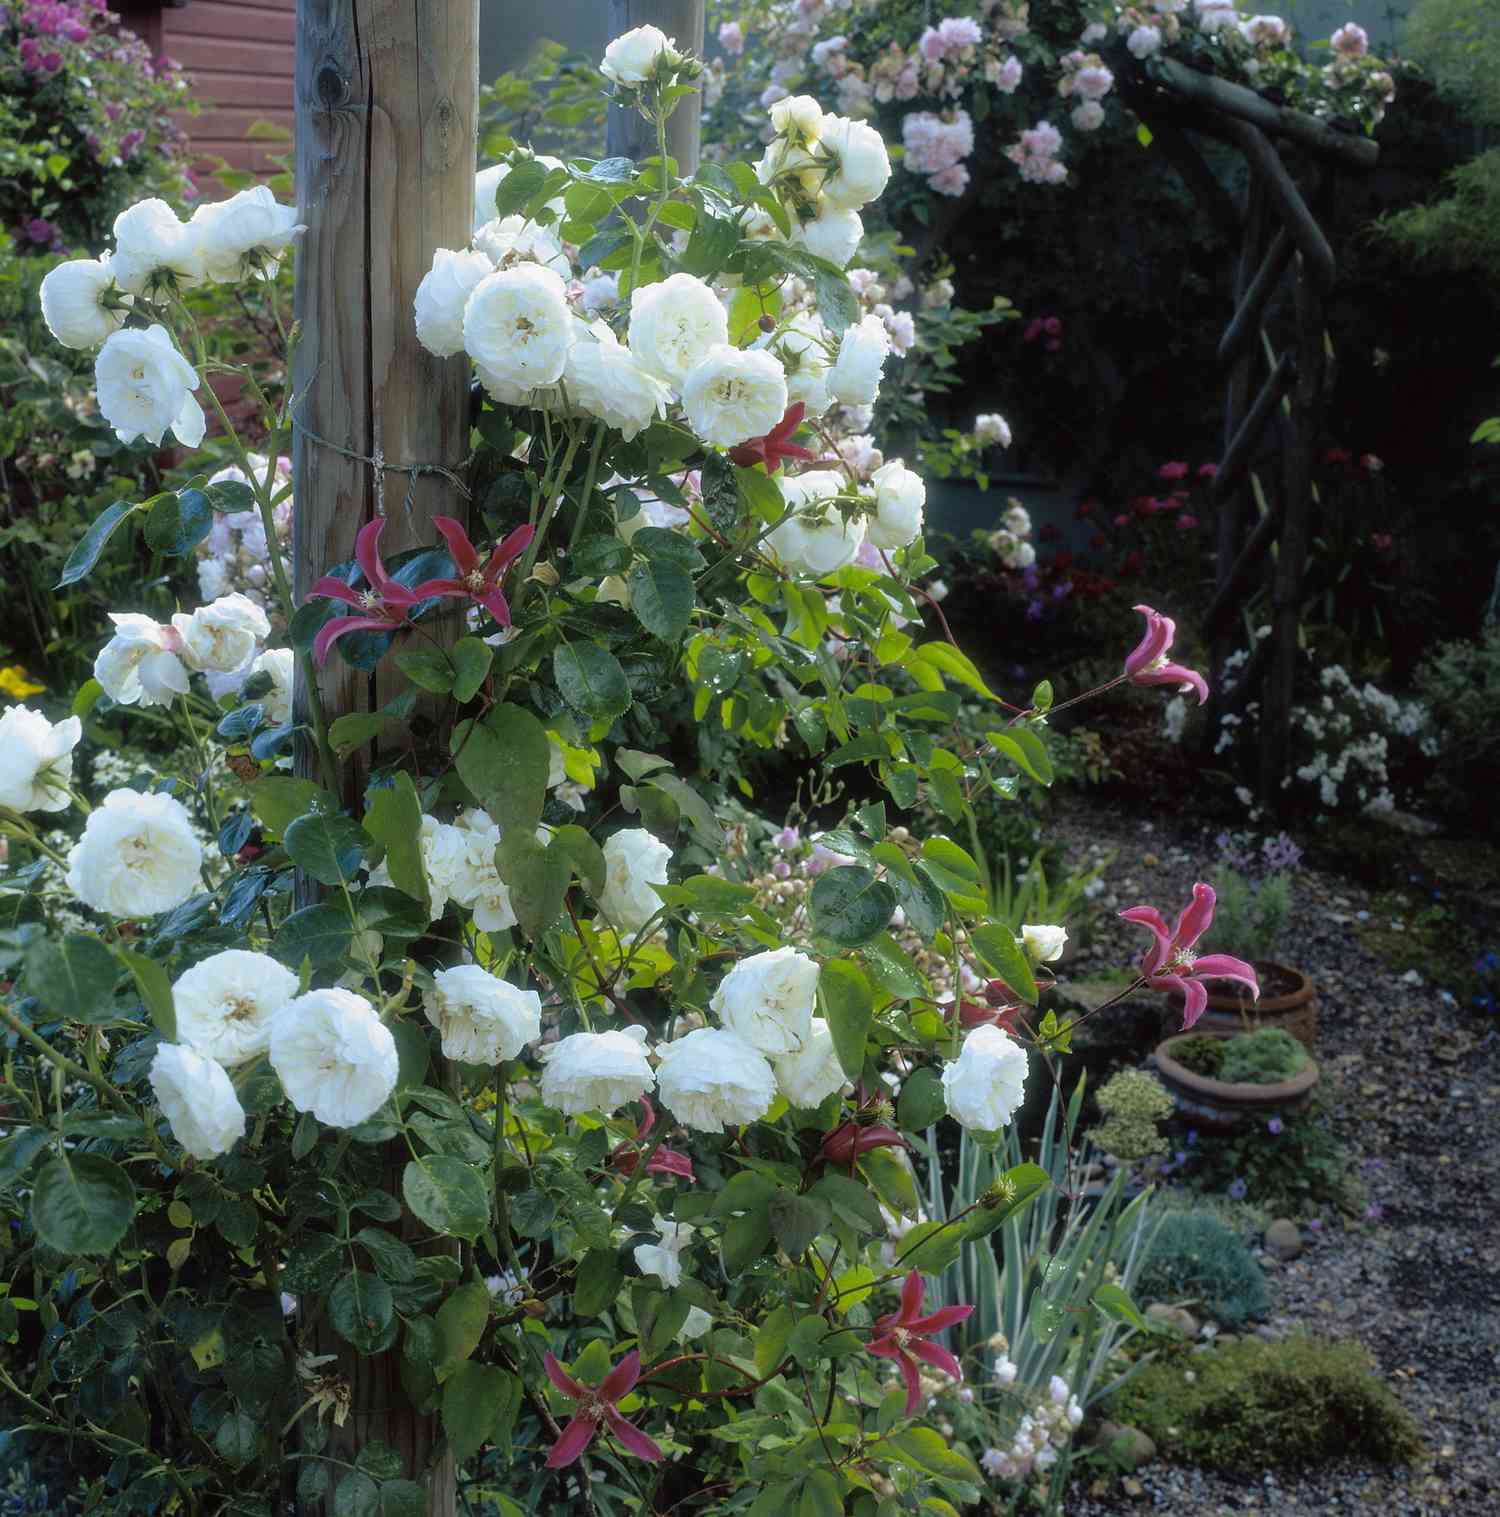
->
left=1264, top=1219, right=1304, bottom=1261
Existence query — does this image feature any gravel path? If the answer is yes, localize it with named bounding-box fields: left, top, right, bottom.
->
left=1047, top=798, right=1500, bottom=1515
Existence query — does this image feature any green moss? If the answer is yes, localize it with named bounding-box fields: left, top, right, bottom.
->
left=1093, top=1069, right=1175, bottom=1159
left=1108, top=1333, right=1424, bottom=1472
left=1135, top=1211, right=1269, bottom=1327
left=1170, top=1035, right=1225, bottom=1077
left=1219, top=1028, right=1307, bottom=1086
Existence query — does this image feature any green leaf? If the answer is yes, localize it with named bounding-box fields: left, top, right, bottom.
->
left=30, top=1153, right=135, bottom=1255
left=720, top=1206, right=772, bottom=1277
left=492, top=158, right=551, bottom=214
left=442, top=1361, right=517, bottom=1464
left=819, top=959, right=874, bottom=1079
left=547, top=824, right=606, bottom=896
left=858, top=1147, right=919, bottom=1219
left=450, top=637, right=493, bottom=703
left=114, top=947, right=176, bottom=1039
left=754, top=1303, right=795, bottom=1378
left=627, top=556, right=695, bottom=641
left=56, top=500, right=135, bottom=588
left=987, top=728, right=1055, bottom=787
left=333, top=1472, right=380, bottom=1517
left=509, top=1188, right=557, bottom=1238
left=435, top=1279, right=491, bottom=1373
left=573, top=1247, right=624, bottom=1316
left=0, top=1128, right=50, bottom=1194
left=796, top=1469, right=844, bottom=1517
left=249, top=776, right=330, bottom=835
left=330, top=1270, right=396, bottom=1353
left=554, top=641, right=631, bottom=721
left=861, top=932, right=925, bottom=999
left=284, top=812, right=371, bottom=886
left=330, top=712, right=388, bottom=756
left=895, top=1067, right=945, bottom=1131
left=1093, top=1281, right=1147, bottom=1329
left=363, top=773, right=429, bottom=914
left=884, top=1424, right=979, bottom=1481
left=891, top=1218, right=962, bottom=1274
left=911, top=641, right=1000, bottom=701
left=270, top=900, right=354, bottom=970
left=355, top=1226, right=417, bottom=1284
left=643, top=774, right=724, bottom=847
left=402, top=1156, right=491, bottom=1239
left=214, top=1409, right=260, bottom=1466
left=378, top=1482, right=427, bottom=1517
left=572, top=534, right=633, bottom=577
left=1029, top=1291, right=1066, bottom=1344
left=24, top=932, right=119, bottom=1023
left=144, top=489, right=213, bottom=556
left=494, top=830, right=570, bottom=940
left=970, top=923, right=1039, bottom=1006
left=809, top=866, right=895, bottom=948
left=452, top=703, right=550, bottom=833
left=960, top=1163, right=1048, bottom=1242
left=767, top=1189, right=829, bottom=1259
left=394, top=649, right=455, bottom=695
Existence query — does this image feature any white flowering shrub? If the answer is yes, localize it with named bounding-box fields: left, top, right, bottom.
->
left=0, top=26, right=1240, bottom=1516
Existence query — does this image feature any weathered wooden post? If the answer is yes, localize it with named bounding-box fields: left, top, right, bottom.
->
left=606, top=0, right=706, bottom=174
left=292, top=4, right=478, bottom=1512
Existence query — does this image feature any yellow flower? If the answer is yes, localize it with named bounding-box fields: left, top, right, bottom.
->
left=0, top=665, right=45, bottom=698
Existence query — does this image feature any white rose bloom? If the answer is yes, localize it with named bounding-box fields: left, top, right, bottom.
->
left=1127, top=25, right=1162, bottom=59
left=269, top=987, right=399, bottom=1128
left=827, top=314, right=890, bottom=407
left=682, top=345, right=788, bottom=448
left=172, top=593, right=271, bottom=675
left=94, top=613, right=191, bottom=707
left=39, top=255, right=128, bottom=348
left=770, top=93, right=825, bottom=141
left=149, top=1044, right=246, bottom=1160
left=768, top=470, right=865, bottom=577
left=1003, top=540, right=1037, bottom=571
left=539, top=1024, right=655, bottom=1115
left=372, top=815, right=471, bottom=921
left=679, top=1305, right=713, bottom=1341
left=777, top=313, right=833, bottom=418
left=472, top=215, right=573, bottom=279
left=656, top=1026, right=778, bottom=1132
left=96, top=324, right=206, bottom=448
left=598, top=827, right=672, bottom=934
left=867, top=459, right=926, bottom=549
left=0, top=706, right=81, bottom=813
left=462, top=264, right=574, bottom=390
left=628, top=273, right=730, bottom=388
left=941, top=1024, right=1029, bottom=1133
left=633, top=1214, right=693, bottom=1287
left=793, top=205, right=864, bottom=270
left=474, top=156, right=567, bottom=231
left=772, top=1017, right=847, bottom=1108
left=423, top=964, right=541, bottom=1064
left=974, top=412, right=1012, bottom=448
left=414, top=247, right=494, bottom=358
left=172, top=949, right=300, bottom=1066
left=710, top=945, right=819, bottom=1056
left=754, top=138, right=823, bottom=202
left=110, top=198, right=204, bottom=292
left=565, top=320, right=674, bottom=440
left=66, top=788, right=203, bottom=917
left=1003, top=503, right=1031, bottom=536
left=600, top=24, right=676, bottom=86
left=1021, top=924, right=1068, bottom=963
left=817, top=116, right=892, bottom=210
left=189, top=186, right=305, bottom=282
left=249, top=647, right=294, bottom=725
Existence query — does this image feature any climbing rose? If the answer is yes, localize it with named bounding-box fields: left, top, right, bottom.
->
left=188, top=185, right=304, bottom=282
left=771, top=1016, right=848, bottom=1107
left=66, top=788, right=203, bottom=917
left=827, top=314, right=890, bottom=406
left=269, top=988, right=399, bottom=1128
left=941, top=1023, right=1028, bottom=1132
left=172, top=592, right=270, bottom=674
left=817, top=114, right=893, bottom=209
left=628, top=272, right=729, bottom=388
left=655, top=1026, right=778, bottom=1132
left=867, top=459, right=926, bottom=549
left=109, top=198, right=204, bottom=292
left=682, top=345, right=789, bottom=449
left=710, top=945, right=820, bottom=1056
left=1021, top=924, right=1068, bottom=963
left=462, top=263, right=574, bottom=391
left=38, top=256, right=128, bottom=348
left=413, top=247, right=494, bottom=358
left=95, top=325, right=205, bottom=448
left=0, top=706, right=81, bottom=813
left=149, top=1044, right=246, bottom=1160
left=94, top=613, right=190, bottom=707
left=565, top=321, right=674, bottom=440
left=540, top=1026, right=655, bottom=1116
left=172, top=949, right=300, bottom=1066
left=542, top=1349, right=663, bottom=1467
left=794, top=204, right=864, bottom=268
left=633, top=1214, right=693, bottom=1287
left=600, top=24, right=677, bottom=86
left=1120, top=882, right=1260, bottom=1029
left=868, top=1271, right=974, bottom=1414
left=598, top=827, right=672, bottom=934
left=422, top=965, right=541, bottom=1064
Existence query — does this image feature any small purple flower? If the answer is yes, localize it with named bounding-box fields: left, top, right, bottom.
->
left=1364, top=1202, right=1384, bottom=1222
left=772, top=825, right=800, bottom=852
left=772, top=858, right=790, bottom=880
left=1025, top=598, right=1044, bottom=622
left=1308, top=1218, right=1323, bottom=1233
left=1228, top=1177, right=1248, bottom=1200
left=1266, top=1117, right=1284, bottom=1136
left=1186, top=1129, right=1199, bottom=1146
left=1173, top=1150, right=1187, bottom=1165
left=24, top=217, right=57, bottom=245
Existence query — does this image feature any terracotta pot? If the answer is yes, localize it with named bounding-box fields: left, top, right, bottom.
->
left=1167, top=961, right=1318, bottom=1051
left=1153, top=1033, right=1320, bottom=1132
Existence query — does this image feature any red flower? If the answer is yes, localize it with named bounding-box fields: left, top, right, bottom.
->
left=820, top=1121, right=909, bottom=1166
left=868, top=1271, right=973, bottom=1415
left=1124, top=604, right=1208, bottom=704
left=1120, top=882, right=1260, bottom=1029
left=409, top=515, right=534, bottom=628
left=727, top=402, right=817, bottom=473
left=307, top=518, right=420, bottom=665
left=1157, top=460, right=1189, bottom=481
left=610, top=1097, right=695, bottom=1183
left=543, top=1349, right=663, bottom=1469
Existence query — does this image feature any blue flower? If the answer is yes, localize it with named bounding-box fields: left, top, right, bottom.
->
left=1228, top=1177, right=1248, bottom=1200
left=1266, top=1117, right=1284, bottom=1135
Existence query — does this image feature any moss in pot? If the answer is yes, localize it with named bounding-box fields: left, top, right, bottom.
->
left=1154, top=1026, right=1319, bottom=1130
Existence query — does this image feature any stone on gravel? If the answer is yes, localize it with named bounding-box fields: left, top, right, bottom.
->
left=1095, top=1421, right=1158, bottom=1469
left=1145, top=1302, right=1201, bottom=1337
left=1265, top=1219, right=1304, bottom=1260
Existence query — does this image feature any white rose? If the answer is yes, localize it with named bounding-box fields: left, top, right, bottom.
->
left=1127, top=25, right=1162, bottom=59
left=679, top=1305, right=713, bottom=1341
left=172, top=948, right=300, bottom=1066
left=628, top=273, right=730, bottom=388
left=793, top=205, right=864, bottom=269
left=0, top=706, right=81, bottom=813
left=110, top=198, right=205, bottom=292
left=149, top=1043, right=246, bottom=1160
left=770, top=94, right=825, bottom=141
left=598, top=827, right=672, bottom=934
left=768, top=470, right=865, bottom=576
left=249, top=647, right=294, bottom=725
left=414, top=247, right=494, bottom=358
left=941, top=1024, right=1029, bottom=1133
left=539, top=1024, right=655, bottom=1115
left=1021, top=924, right=1068, bottom=963
left=423, top=964, right=541, bottom=1064
left=372, top=815, right=471, bottom=921
left=269, top=987, right=399, bottom=1128
left=974, top=412, right=1011, bottom=447
left=473, top=215, right=573, bottom=278
left=682, top=345, right=788, bottom=448
left=565, top=320, right=674, bottom=440
left=600, top=24, right=676, bottom=86
left=1003, top=540, right=1036, bottom=570
left=188, top=186, right=304, bottom=282
left=95, top=324, right=205, bottom=448
left=710, top=945, right=819, bottom=1055
left=39, top=255, right=128, bottom=349
left=777, top=313, right=833, bottom=418
left=817, top=116, right=892, bottom=210
left=95, top=613, right=191, bottom=707
left=655, top=1026, right=777, bottom=1132
left=633, top=1214, right=693, bottom=1287
left=172, top=592, right=270, bottom=675
left=827, top=314, right=890, bottom=407
left=463, top=263, right=574, bottom=391
left=1072, top=100, right=1105, bottom=132
left=474, top=156, right=567, bottom=232
left=867, top=459, right=926, bottom=549
left=772, top=1017, right=847, bottom=1108
left=1003, top=503, right=1031, bottom=537
left=66, top=788, right=203, bottom=917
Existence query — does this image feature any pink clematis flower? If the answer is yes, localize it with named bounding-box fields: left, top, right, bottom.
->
left=410, top=515, right=535, bottom=628
left=1124, top=604, right=1209, bottom=705
left=868, top=1270, right=973, bottom=1415
left=1120, top=882, right=1260, bottom=1029
left=727, top=402, right=818, bottom=474
left=542, top=1349, right=663, bottom=1468
left=307, top=518, right=421, bottom=665
left=820, top=1120, right=910, bottom=1167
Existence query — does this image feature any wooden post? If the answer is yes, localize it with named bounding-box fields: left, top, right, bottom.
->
left=292, top=4, right=478, bottom=1513
left=605, top=0, right=706, bottom=174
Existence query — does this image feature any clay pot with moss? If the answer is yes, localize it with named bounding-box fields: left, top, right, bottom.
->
left=1153, top=1028, right=1319, bottom=1132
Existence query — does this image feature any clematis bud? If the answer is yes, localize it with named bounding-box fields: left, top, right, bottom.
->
left=820, top=1121, right=909, bottom=1166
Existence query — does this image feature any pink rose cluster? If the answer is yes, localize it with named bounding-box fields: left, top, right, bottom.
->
left=903, top=108, right=977, bottom=196
left=1006, top=120, right=1067, bottom=185
left=1057, top=48, right=1115, bottom=132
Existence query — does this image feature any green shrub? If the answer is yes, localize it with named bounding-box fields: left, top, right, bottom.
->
left=1093, top=1069, right=1174, bottom=1160
left=1206, top=867, right=1292, bottom=963
left=1413, top=626, right=1500, bottom=831
left=1169, top=1034, right=1225, bottom=1078
left=1134, top=1211, right=1269, bottom=1327
left=1219, top=1028, right=1307, bottom=1086
left=1108, top=1333, right=1424, bottom=1472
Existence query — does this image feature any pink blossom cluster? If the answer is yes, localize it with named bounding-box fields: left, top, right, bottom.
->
left=918, top=15, right=983, bottom=64
left=902, top=109, right=976, bottom=196
left=1057, top=48, right=1115, bottom=132
left=1005, top=121, right=1067, bottom=185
